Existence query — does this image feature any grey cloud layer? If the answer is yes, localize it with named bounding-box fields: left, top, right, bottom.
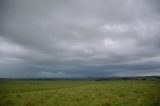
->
left=0, top=0, right=160, bottom=78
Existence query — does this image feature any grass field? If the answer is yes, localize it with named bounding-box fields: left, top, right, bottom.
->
left=0, top=80, right=160, bottom=106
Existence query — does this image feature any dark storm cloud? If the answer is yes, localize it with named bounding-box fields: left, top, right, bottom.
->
left=0, top=0, right=160, bottom=78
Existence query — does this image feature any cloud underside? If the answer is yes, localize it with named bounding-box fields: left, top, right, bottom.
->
left=0, top=0, right=160, bottom=78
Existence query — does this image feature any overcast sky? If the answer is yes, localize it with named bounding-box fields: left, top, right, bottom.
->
left=0, top=0, right=160, bottom=78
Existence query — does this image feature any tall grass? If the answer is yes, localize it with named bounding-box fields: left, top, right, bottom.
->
left=0, top=80, right=159, bottom=106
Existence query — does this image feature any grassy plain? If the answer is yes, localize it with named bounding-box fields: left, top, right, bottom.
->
left=0, top=80, right=159, bottom=106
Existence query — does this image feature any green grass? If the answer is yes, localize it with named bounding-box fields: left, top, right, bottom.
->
left=0, top=80, right=160, bottom=106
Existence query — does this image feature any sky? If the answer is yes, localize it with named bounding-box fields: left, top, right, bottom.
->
left=0, top=0, right=160, bottom=78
